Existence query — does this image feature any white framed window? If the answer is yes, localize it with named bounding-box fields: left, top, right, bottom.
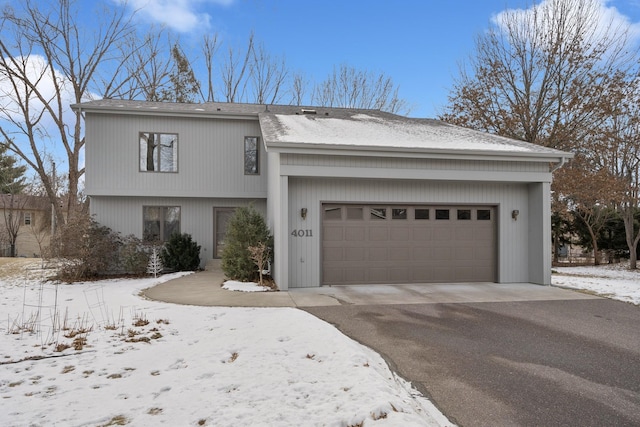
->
left=140, top=132, right=178, bottom=172
left=23, top=212, right=32, bottom=226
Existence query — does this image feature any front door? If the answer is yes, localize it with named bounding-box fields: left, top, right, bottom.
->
left=214, top=208, right=236, bottom=258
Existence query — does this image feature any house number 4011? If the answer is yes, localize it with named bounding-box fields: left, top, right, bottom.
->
left=291, top=229, right=313, bottom=237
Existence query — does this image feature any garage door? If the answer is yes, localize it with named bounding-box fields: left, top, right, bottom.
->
left=322, top=204, right=496, bottom=285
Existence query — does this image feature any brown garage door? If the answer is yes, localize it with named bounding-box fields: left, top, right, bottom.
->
left=322, top=204, right=496, bottom=285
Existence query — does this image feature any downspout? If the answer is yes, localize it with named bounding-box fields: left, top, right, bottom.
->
left=550, top=156, right=567, bottom=172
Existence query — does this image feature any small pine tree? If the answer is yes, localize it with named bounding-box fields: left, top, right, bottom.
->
left=161, top=233, right=201, bottom=271
left=222, top=206, right=273, bottom=282
left=147, top=246, right=163, bottom=277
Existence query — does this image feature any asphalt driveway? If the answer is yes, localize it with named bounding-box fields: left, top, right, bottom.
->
left=303, top=298, right=640, bottom=426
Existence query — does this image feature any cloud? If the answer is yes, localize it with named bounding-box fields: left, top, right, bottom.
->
left=492, top=0, right=640, bottom=44
left=0, top=54, right=95, bottom=172
left=115, top=0, right=235, bottom=33
left=0, top=55, right=70, bottom=125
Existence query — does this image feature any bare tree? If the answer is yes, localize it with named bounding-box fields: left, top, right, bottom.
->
left=312, top=64, right=410, bottom=114
left=553, top=157, right=623, bottom=265
left=0, top=0, right=138, bottom=224
left=440, top=0, right=640, bottom=269
left=588, top=71, right=640, bottom=268
left=116, top=29, right=173, bottom=101
left=249, top=42, right=288, bottom=105
left=0, top=193, right=28, bottom=257
left=220, top=32, right=254, bottom=103
left=289, top=71, right=308, bottom=106
left=202, top=33, right=221, bottom=102
left=160, top=43, right=201, bottom=103
left=441, top=0, right=637, bottom=150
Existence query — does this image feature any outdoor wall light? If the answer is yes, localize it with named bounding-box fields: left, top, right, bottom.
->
left=300, top=208, right=307, bottom=220
left=512, top=209, right=520, bottom=220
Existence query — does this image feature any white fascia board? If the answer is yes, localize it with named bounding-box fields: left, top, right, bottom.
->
left=280, top=164, right=553, bottom=183
left=265, top=141, right=573, bottom=163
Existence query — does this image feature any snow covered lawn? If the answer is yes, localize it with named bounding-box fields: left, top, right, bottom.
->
left=0, top=261, right=450, bottom=426
left=553, top=262, right=640, bottom=305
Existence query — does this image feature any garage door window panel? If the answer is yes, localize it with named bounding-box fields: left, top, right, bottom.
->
left=392, top=208, right=407, bottom=219
left=436, top=209, right=450, bottom=220
left=415, top=208, right=430, bottom=220
left=457, top=209, right=471, bottom=220
left=347, top=207, right=363, bottom=220
left=477, top=209, right=491, bottom=220
left=324, top=206, right=342, bottom=220
left=370, top=208, right=387, bottom=220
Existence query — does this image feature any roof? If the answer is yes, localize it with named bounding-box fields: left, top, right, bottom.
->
left=259, top=110, right=571, bottom=159
left=74, top=99, right=572, bottom=160
left=72, top=99, right=321, bottom=118
left=0, top=194, right=50, bottom=211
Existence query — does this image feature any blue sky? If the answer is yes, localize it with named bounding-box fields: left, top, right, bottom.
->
left=114, top=0, right=640, bottom=118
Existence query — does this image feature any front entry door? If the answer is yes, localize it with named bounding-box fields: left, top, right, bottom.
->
left=214, top=208, right=235, bottom=258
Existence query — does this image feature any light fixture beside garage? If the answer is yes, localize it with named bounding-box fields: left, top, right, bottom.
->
left=512, top=210, right=520, bottom=220
left=300, top=208, right=307, bottom=220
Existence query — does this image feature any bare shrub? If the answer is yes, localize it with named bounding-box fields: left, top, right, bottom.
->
left=119, top=235, right=150, bottom=275
left=48, top=214, right=121, bottom=281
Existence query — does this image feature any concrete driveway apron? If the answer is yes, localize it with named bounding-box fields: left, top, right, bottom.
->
left=302, top=291, right=640, bottom=427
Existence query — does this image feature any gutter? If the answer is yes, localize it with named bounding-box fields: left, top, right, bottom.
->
left=550, top=156, right=568, bottom=172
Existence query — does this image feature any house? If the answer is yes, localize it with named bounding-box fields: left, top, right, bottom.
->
left=72, top=100, right=572, bottom=290
left=0, top=194, right=51, bottom=257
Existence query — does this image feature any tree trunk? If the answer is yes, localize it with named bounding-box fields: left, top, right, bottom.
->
left=147, top=133, right=156, bottom=171
left=621, top=205, right=639, bottom=270
left=585, top=224, right=600, bottom=266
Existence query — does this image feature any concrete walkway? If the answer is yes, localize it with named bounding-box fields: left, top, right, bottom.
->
left=141, top=263, right=600, bottom=308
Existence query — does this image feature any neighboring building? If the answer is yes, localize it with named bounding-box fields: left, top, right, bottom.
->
left=73, top=100, right=572, bottom=290
left=0, top=194, right=51, bottom=257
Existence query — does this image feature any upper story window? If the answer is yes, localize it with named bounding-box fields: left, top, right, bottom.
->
left=244, top=136, right=259, bottom=175
left=23, top=212, right=32, bottom=226
left=140, top=132, right=178, bottom=172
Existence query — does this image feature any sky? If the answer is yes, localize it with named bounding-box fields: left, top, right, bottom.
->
left=3, top=0, right=640, bottom=184
left=111, top=0, right=640, bottom=118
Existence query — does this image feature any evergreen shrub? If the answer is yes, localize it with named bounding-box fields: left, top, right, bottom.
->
left=221, top=206, right=273, bottom=282
left=161, top=232, right=201, bottom=271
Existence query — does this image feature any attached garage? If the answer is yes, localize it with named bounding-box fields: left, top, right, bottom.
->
left=259, top=108, right=572, bottom=290
left=322, top=204, right=496, bottom=285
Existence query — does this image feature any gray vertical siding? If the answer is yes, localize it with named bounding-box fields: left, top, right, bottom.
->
left=90, top=196, right=266, bottom=268
left=281, top=153, right=550, bottom=173
left=527, top=182, right=552, bottom=285
left=287, top=178, right=531, bottom=288
left=86, top=113, right=267, bottom=198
